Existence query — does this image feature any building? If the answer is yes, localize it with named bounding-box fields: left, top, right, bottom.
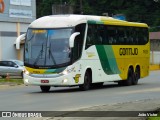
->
left=0, top=0, right=36, bottom=61
left=150, top=32, right=160, bottom=51
left=149, top=32, right=160, bottom=65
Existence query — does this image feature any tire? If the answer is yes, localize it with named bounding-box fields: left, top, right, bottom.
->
left=21, top=72, right=23, bottom=79
left=79, top=71, right=91, bottom=91
left=40, top=86, right=51, bottom=92
left=124, top=68, right=133, bottom=86
left=132, top=68, right=140, bottom=85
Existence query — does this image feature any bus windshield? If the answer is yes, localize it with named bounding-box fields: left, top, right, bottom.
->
left=24, top=28, right=73, bottom=68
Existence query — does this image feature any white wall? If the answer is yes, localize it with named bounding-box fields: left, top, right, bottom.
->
left=1, top=37, right=17, bottom=60
left=0, top=22, right=29, bottom=61
left=150, top=51, right=160, bottom=64
left=0, top=22, right=17, bottom=31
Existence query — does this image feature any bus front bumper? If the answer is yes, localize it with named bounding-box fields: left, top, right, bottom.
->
left=23, top=73, right=78, bottom=87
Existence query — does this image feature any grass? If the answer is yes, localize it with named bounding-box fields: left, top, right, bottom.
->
left=147, top=111, right=160, bottom=120
left=0, top=78, right=24, bottom=85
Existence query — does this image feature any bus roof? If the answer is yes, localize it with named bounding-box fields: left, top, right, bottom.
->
left=29, top=14, right=148, bottom=28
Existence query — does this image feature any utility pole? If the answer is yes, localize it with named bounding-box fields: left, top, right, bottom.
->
left=80, top=0, right=83, bottom=14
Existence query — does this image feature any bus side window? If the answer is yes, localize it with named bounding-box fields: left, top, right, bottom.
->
left=73, top=23, right=86, bottom=61
left=107, top=26, right=117, bottom=45
left=143, top=28, right=149, bottom=44
left=127, top=27, right=133, bottom=45
left=85, top=25, right=95, bottom=49
left=134, top=28, right=140, bottom=45
left=138, top=28, right=148, bottom=45
left=117, top=27, right=125, bottom=44
left=86, top=26, right=92, bottom=48
left=97, top=25, right=105, bottom=45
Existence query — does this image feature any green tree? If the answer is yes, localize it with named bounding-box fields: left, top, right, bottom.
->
left=36, top=0, right=160, bottom=27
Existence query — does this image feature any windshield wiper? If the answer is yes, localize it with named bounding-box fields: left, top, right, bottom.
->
left=45, top=43, right=56, bottom=65
left=33, top=44, right=44, bottom=66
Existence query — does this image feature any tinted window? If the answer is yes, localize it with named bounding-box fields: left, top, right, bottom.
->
left=72, top=23, right=86, bottom=61
left=0, top=61, right=8, bottom=66
left=8, top=61, right=16, bottom=67
left=85, top=24, right=149, bottom=48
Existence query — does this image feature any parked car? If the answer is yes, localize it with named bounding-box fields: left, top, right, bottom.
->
left=0, top=60, right=24, bottom=78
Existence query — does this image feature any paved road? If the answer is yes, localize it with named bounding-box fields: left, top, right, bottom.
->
left=0, top=71, right=160, bottom=111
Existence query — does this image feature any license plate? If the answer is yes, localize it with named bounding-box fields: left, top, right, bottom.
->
left=41, top=80, right=49, bottom=83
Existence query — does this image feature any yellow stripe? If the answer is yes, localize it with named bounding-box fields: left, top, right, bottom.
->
left=100, top=17, right=148, bottom=27
left=25, top=67, right=47, bottom=74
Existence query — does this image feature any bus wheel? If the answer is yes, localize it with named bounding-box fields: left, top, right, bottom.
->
left=132, top=68, right=140, bottom=85
left=40, top=86, right=51, bottom=92
left=125, top=68, right=133, bottom=86
left=21, top=72, right=23, bottom=79
left=79, top=71, right=91, bottom=91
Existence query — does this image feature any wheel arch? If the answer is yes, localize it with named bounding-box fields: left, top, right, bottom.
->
left=85, top=68, right=92, bottom=83
left=128, top=65, right=134, bottom=75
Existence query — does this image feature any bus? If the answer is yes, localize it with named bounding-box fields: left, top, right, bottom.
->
left=16, top=15, right=150, bottom=92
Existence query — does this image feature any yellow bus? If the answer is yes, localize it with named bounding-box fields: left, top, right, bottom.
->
left=17, top=15, right=150, bottom=92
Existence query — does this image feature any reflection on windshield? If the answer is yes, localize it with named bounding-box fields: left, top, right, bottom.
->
left=14, top=60, right=24, bottom=66
left=25, top=28, right=73, bottom=68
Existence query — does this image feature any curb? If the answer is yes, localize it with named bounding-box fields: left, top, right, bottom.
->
left=150, top=65, right=160, bottom=71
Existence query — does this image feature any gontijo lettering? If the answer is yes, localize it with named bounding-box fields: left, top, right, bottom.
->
left=0, top=0, right=5, bottom=13
left=119, top=48, right=138, bottom=56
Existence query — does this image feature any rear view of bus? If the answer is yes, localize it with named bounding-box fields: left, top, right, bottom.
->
left=21, top=15, right=149, bottom=92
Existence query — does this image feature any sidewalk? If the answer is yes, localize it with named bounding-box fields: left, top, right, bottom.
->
left=47, top=99, right=160, bottom=120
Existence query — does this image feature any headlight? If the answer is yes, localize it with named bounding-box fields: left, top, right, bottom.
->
left=60, top=66, right=75, bottom=75
left=24, top=69, right=30, bottom=75
left=62, top=69, right=68, bottom=75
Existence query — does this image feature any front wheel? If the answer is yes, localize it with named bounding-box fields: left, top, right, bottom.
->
left=21, top=72, right=23, bottom=79
left=79, top=72, right=91, bottom=91
left=40, top=86, right=51, bottom=92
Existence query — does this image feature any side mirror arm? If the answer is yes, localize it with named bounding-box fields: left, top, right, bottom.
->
left=69, top=32, right=80, bottom=48
left=16, top=34, right=26, bottom=49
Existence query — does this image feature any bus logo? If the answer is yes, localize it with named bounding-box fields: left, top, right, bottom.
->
left=119, top=48, right=138, bottom=56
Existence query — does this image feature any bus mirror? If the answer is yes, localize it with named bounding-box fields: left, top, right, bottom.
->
left=16, top=33, right=26, bottom=49
left=69, top=32, right=80, bottom=48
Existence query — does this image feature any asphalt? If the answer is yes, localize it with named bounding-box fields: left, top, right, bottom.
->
left=0, top=83, right=160, bottom=120
left=1, top=70, right=160, bottom=120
